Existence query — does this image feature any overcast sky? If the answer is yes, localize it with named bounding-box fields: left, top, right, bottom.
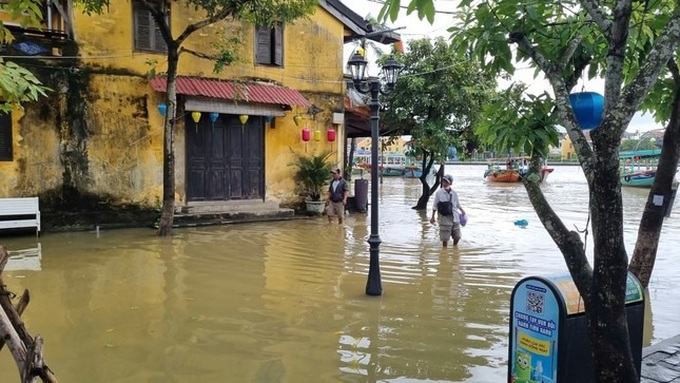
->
left=341, top=0, right=666, bottom=134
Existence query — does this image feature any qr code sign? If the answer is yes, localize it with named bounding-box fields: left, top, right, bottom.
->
left=526, top=291, right=544, bottom=314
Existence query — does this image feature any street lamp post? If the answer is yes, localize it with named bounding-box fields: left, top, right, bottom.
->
left=347, top=51, right=402, bottom=296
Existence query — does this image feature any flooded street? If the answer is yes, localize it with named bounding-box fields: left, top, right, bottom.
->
left=0, top=164, right=678, bottom=382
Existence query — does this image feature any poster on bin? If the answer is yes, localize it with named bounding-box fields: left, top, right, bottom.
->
left=510, top=279, right=559, bottom=383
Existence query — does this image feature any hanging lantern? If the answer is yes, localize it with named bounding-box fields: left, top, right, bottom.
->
left=209, top=112, right=219, bottom=123
left=327, top=128, right=336, bottom=142
left=301, top=127, right=311, bottom=142
left=191, top=111, right=202, bottom=123
left=239, top=114, right=249, bottom=125
left=314, top=130, right=321, bottom=141
left=265, top=115, right=274, bottom=129
left=569, top=92, right=604, bottom=131
left=293, top=114, right=303, bottom=126
left=157, top=103, right=167, bottom=117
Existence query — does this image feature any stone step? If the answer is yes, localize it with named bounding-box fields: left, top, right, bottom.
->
left=179, top=200, right=283, bottom=214
left=172, top=200, right=297, bottom=228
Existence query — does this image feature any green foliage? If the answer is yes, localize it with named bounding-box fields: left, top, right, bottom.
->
left=380, top=0, right=678, bottom=159
left=213, top=37, right=243, bottom=73
left=0, top=60, right=50, bottom=113
left=381, top=37, right=497, bottom=161
left=75, top=0, right=110, bottom=15
left=0, top=0, right=110, bottom=110
left=476, top=85, right=561, bottom=157
left=289, top=150, right=334, bottom=201
left=0, top=0, right=43, bottom=43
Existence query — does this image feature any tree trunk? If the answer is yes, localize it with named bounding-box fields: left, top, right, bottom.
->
left=584, top=134, right=638, bottom=383
left=629, top=62, right=680, bottom=287
left=157, top=49, right=180, bottom=237
left=413, top=153, right=439, bottom=210
left=524, top=149, right=637, bottom=382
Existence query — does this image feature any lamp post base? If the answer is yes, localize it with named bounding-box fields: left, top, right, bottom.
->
left=365, top=234, right=382, bottom=296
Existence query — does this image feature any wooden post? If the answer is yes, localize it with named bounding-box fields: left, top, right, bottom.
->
left=0, top=245, right=58, bottom=383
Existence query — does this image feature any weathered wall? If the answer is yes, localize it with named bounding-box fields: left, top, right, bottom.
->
left=0, top=3, right=348, bottom=220
left=71, top=3, right=348, bottom=205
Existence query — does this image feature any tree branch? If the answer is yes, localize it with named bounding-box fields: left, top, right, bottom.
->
left=559, top=36, right=584, bottom=72
left=524, top=153, right=593, bottom=297
left=176, top=7, right=237, bottom=45
left=508, top=32, right=597, bottom=180
left=614, top=6, right=680, bottom=137
left=180, top=47, right=221, bottom=62
left=579, top=0, right=612, bottom=36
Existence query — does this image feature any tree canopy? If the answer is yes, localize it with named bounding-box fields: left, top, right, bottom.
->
left=381, top=37, right=497, bottom=208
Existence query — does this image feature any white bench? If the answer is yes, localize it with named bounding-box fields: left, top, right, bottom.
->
left=0, top=197, right=40, bottom=236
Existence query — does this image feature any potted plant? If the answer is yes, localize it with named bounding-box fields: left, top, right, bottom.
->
left=290, top=150, right=334, bottom=214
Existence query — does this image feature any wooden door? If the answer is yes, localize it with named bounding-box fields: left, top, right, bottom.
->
left=186, top=114, right=264, bottom=201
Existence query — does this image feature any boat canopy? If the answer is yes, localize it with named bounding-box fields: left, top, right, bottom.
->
left=619, top=149, right=660, bottom=159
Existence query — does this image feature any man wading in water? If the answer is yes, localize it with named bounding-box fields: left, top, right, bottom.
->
left=430, top=174, right=466, bottom=248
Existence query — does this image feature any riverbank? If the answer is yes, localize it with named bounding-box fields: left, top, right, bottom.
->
left=447, top=160, right=581, bottom=166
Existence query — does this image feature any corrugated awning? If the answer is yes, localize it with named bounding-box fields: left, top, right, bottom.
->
left=149, top=76, right=311, bottom=107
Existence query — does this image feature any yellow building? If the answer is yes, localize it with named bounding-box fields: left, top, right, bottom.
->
left=0, top=1, right=398, bottom=225
left=356, top=137, right=408, bottom=154
left=560, top=131, right=592, bottom=160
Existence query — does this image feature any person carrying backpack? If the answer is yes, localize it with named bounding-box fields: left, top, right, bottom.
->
left=430, top=174, right=466, bottom=248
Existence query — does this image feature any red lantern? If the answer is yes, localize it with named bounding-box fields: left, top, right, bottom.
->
left=301, top=127, right=311, bottom=142
left=327, top=128, right=336, bottom=142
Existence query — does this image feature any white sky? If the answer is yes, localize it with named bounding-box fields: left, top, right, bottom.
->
left=340, top=0, right=665, bottom=134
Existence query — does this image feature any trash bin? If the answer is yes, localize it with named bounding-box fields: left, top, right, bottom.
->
left=354, top=179, right=368, bottom=213
left=508, top=271, right=644, bottom=383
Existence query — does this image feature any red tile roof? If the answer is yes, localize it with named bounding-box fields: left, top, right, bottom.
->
left=149, top=76, right=310, bottom=107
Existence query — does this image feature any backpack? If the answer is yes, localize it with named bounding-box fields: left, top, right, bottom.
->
left=437, top=192, right=453, bottom=216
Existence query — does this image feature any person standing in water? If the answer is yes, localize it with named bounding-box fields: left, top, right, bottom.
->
left=430, top=174, right=466, bottom=247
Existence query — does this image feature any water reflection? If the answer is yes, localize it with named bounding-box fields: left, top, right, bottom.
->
left=0, top=165, right=677, bottom=382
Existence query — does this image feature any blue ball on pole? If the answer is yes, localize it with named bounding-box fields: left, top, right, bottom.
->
left=569, top=92, right=604, bottom=131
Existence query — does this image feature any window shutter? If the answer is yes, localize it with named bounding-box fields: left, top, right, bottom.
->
left=134, top=7, right=152, bottom=51
left=255, top=27, right=271, bottom=64
left=273, top=23, right=283, bottom=66
left=0, top=112, right=13, bottom=161
left=153, top=19, right=167, bottom=53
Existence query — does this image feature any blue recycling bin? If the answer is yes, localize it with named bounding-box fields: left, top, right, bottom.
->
left=508, top=272, right=644, bottom=383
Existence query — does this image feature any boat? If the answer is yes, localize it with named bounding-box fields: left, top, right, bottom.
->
left=351, top=152, right=407, bottom=176
left=403, top=165, right=422, bottom=178
left=619, top=149, right=659, bottom=188
left=483, top=157, right=554, bottom=183
left=380, top=165, right=405, bottom=176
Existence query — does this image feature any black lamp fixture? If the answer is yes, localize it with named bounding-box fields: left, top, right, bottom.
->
left=347, top=49, right=402, bottom=296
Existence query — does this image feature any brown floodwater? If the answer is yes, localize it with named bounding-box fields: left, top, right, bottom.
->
left=0, top=165, right=677, bottom=382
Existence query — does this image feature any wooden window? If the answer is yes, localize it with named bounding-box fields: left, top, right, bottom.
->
left=255, top=23, right=283, bottom=66
left=0, top=112, right=12, bottom=161
left=133, top=1, right=168, bottom=53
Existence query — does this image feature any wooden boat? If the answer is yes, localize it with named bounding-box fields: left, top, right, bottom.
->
left=485, top=168, right=522, bottom=182
left=484, top=157, right=554, bottom=183
left=620, top=149, right=659, bottom=188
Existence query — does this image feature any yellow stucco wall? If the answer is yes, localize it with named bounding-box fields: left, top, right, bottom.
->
left=561, top=134, right=575, bottom=160
left=0, top=109, right=62, bottom=197
left=1, top=3, right=348, bottom=207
